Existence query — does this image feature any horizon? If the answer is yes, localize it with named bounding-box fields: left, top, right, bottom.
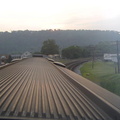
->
left=0, top=29, right=120, bottom=33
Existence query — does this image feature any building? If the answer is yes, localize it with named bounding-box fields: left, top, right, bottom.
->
left=21, top=51, right=32, bottom=58
left=104, top=53, right=120, bottom=62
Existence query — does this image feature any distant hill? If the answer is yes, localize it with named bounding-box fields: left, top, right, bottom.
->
left=0, top=30, right=120, bottom=54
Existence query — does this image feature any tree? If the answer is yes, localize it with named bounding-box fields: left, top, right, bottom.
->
left=93, top=41, right=118, bottom=57
left=82, top=47, right=90, bottom=57
left=41, top=39, right=59, bottom=55
left=62, top=46, right=82, bottom=59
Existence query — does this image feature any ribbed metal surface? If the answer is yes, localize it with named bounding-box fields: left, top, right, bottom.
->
left=0, top=58, right=119, bottom=120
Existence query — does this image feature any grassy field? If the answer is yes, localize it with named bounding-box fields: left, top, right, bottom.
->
left=80, top=61, right=120, bottom=96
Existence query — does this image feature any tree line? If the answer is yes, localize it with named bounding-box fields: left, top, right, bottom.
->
left=40, top=39, right=120, bottom=59
left=0, top=30, right=120, bottom=54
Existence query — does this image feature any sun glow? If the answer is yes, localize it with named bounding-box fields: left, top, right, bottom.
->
left=0, top=0, right=120, bottom=31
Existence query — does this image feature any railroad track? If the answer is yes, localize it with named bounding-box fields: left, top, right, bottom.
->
left=0, top=58, right=120, bottom=120
left=65, top=58, right=89, bottom=71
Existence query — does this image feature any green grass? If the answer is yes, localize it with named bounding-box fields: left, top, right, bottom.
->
left=80, top=61, right=120, bottom=96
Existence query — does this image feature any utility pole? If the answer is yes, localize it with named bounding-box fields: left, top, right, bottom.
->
left=92, top=47, right=95, bottom=69
left=110, top=40, right=120, bottom=73
left=116, top=40, right=120, bottom=73
left=89, top=45, right=95, bottom=69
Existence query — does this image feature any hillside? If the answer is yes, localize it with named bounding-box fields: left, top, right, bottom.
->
left=0, top=30, right=120, bottom=54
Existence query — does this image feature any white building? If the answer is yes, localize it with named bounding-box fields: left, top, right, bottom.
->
left=21, top=51, right=32, bottom=58
left=104, top=54, right=120, bottom=62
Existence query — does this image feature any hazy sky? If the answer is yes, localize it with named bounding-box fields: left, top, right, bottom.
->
left=0, top=0, right=120, bottom=31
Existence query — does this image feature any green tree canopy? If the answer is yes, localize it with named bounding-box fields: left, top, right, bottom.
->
left=95, top=41, right=117, bottom=54
left=62, top=46, right=83, bottom=59
left=41, top=39, right=59, bottom=55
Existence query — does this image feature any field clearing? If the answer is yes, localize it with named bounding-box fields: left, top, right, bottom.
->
left=80, top=61, right=120, bottom=96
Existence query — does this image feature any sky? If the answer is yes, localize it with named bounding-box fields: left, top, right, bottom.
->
left=0, top=0, right=120, bottom=32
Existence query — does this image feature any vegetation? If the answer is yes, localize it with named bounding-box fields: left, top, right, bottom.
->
left=94, top=41, right=117, bottom=55
left=0, top=30, right=120, bottom=54
left=62, top=46, right=82, bottom=59
left=80, top=61, right=120, bottom=96
left=62, top=46, right=90, bottom=59
left=41, top=39, right=59, bottom=55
